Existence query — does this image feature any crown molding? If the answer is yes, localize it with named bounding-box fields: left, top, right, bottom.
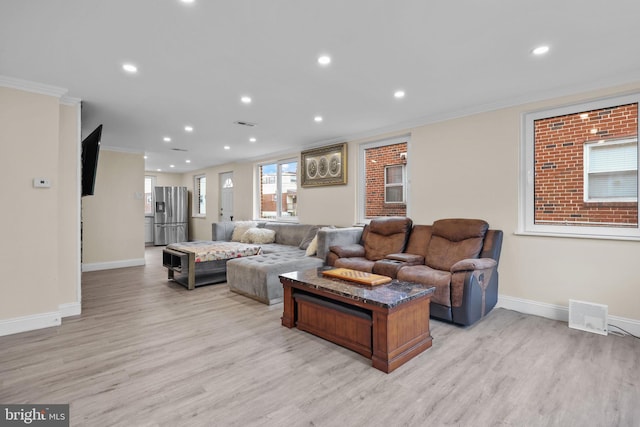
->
left=0, top=75, right=68, bottom=98
left=60, top=95, right=81, bottom=106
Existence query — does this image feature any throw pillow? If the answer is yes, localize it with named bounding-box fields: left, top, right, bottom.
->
left=298, top=226, right=319, bottom=250
left=231, top=221, right=257, bottom=242
left=241, top=227, right=276, bottom=244
left=305, top=234, right=318, bottom=256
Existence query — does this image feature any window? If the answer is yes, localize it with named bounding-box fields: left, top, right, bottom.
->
left=258, top=159, right=297, bottom=220
left=520, top=93, right=639, bottom=239
left=194, top=174, right=206, bottom=216
left=358, top=136, right=409, bottom=222
left=385, top=165, right=406, bottom=203
left=584, top=138, right=637, bottom=202
left=144, top=176, right=156, bottom=216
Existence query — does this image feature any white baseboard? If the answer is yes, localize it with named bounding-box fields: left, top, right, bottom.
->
left=0, top=311, right=61, bottom=337
left=0, top=302, right=81, bottom=337
left=59, top=302, right=81, bottom=317
left=497, top=294, right=640, bottom=337
left=82, top=258, right=145, bottom=272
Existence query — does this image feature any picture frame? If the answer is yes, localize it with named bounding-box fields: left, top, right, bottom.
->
left=300, top=143, right=347, bottom=187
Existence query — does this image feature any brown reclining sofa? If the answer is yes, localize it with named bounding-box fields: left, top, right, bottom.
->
left=326, top=217, right=503, bottom=326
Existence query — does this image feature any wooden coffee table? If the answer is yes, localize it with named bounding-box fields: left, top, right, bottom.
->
left=279, top=268, right=435, bottom=373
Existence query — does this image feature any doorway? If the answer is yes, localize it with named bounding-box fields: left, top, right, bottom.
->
left=144, top=175, right=156, bottom=245
left=219, top=171, right=234, bottom=222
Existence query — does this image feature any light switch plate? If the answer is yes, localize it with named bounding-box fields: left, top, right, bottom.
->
left=33, top=178, right=51, bottom=188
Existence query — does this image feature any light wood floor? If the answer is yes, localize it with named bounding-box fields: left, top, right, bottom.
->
left=1, top=247, right=639, bottom=427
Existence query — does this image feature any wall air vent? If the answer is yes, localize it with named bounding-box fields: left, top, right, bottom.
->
left=234, top=121, right=257, bottom=127
left=171, top=148, right=188, bottom=152
left=568, top=299, right=608, bottom=335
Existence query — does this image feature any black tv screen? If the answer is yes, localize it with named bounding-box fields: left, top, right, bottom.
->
left=81, top=124, right=102, bottom=197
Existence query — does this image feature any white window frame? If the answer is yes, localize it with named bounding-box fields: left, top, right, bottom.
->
left=144, top=175, right=156, bottom=217
left=357, top=135, right=411, bottom=224
left=519, top=93, right=640, bottom=240
left=194, top=174, right=206, bottom=217
left=583, top=137, right=638, bottom=203
left=384, top=164, right=406, bottom=203
left=256, top=158, right=298, bottom=221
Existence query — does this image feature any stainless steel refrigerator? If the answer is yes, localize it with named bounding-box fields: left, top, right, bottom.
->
left=154, top=186, right=188, bottom=245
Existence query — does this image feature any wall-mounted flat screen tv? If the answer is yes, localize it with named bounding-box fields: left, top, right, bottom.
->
left=81, top=124, right=102, bottom=197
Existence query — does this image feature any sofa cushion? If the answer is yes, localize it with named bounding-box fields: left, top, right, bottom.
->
left=298, top=226, right=319, bottom=250
left=231, top=221, right=258, bottom=242
left=330, top=244, right=365, bottom=258
left=240, top=227, right=276, bottom=244
left=305, top=234, right=319, bottom=256
left=403, top=224, right=433, bottom=258
left=226, top=251, right=323, bottom=304
left=364, top=217, right=413, bottom=261
left=334, top=257, right=375, bottom=273
left=264, top=223, right=315, bottom=246
left=397, top=265, right=452, bottom=307
left=425, top=219, right=488, bottom=271
left=258, top=243, right=304, bottom=254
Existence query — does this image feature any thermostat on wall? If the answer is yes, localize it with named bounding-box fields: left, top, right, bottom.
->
left=33, top=178, right=51, bottom=188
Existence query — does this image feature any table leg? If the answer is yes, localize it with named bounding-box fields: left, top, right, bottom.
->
left=371, top=296, right=432, bottom=373
left=187, top=252, right=196, bottom=290
left=280, top=280, right=295, bottom=328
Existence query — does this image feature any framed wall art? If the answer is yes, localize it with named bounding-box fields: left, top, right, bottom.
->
left=301, top=143, right=347, bottom=187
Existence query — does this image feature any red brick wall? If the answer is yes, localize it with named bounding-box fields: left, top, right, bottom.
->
left=365, top=142, right=407, bottom=218
left=534, top=103, right=638, bottom=226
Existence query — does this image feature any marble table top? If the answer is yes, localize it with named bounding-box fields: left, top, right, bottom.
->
left=280, top=267, right=434, bottom=309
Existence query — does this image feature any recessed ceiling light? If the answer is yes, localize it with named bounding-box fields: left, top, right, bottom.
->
left=122, top=63, right=138, bottom=73
left=318, top=55, right=331, bottom=66
left=249, top=137, right=257, bottom=142
left=180, top=0, right=195, bottom=3
left=156, top=168, right=162, bottom=172
left=184, top=125, right=193, bottom=132
left=532, top=45, right=550, bottom=55
left=185, top=159, right=191, bottom=163
left=241, top=96, right=252, bottom=104
left=144, top=155, right=148, bottom=159
left=394, top=90, right=406, bottom=99
left=170, top=164, right=175, bottom=168
left=224, top=145, right=231, bottom=150
left=163, top=136, right=171, bottom=142
left=314, top=116, right=323, bottom=122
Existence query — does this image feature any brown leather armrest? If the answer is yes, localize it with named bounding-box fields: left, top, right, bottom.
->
left=385, top=253, right=425, bottom=265
left=330, top=244, right=365, bottom=258
left=451, top=257, right=497, bottom=272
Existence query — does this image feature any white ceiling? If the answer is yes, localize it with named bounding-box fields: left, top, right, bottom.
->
left=2, top=0, right=640, bottom=173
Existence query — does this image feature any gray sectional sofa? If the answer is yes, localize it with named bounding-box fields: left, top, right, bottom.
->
left=211, top=221, right=362, bottom=304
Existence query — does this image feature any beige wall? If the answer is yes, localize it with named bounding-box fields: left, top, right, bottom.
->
left=181, top=163, right=255, bottom=240
left=82, top=150, right=145, bottom=266
left=0, top=85, right=80, bottom=327
left=149, top=172, right=183, bottom=187
left=188, top=83, right=640, bottom=321
left=385, top=83, right=640, bottom=320
left=4, top=76, right=636, bottom=334
left=58, top=103, right=81, bottom=305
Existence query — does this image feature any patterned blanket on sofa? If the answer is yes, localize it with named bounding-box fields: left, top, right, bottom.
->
left=167, top=241, right=262, bottom=263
